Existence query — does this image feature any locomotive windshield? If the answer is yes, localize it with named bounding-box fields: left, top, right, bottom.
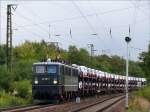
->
left=47, top=65, right=57, bottom=74
left=35, top=65, right=45, bottom=73
left=34, top=64, right=58, bottom=75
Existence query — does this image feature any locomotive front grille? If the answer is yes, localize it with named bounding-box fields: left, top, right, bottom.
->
left=32, top=85, right=62, bottom=100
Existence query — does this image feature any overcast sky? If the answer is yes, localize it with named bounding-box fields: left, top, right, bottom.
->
left=0, top=1, right=149, bottom=61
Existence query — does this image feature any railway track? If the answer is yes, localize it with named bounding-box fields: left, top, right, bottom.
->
left=72, top=94, right=125, bottom=112
left=0, top=104, right=54, bottom=112
left=0, top=94, right=124, bottom=112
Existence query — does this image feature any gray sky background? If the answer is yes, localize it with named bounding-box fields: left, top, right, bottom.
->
left=0, top=1, right=150, bottom=61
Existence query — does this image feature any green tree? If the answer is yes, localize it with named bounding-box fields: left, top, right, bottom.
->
left=13, top=41, right=36, bottom=60
left=139, top=44, right=150, bottom=81
left=78, top=48, right=90, bottom=65
left=13, top=80, right=31, bottom=98
left=129, top=61, right=144, bottom=77
left=13, top=59, right=35, bottom=81
left=109, top=55, right=125, bottom=75
left=0, top=45, right=6, bottom=64
left=68, top=46, right=79, bottom=64
left=94, top=55, right=112, bottom=72
left=0, top=66, right=14, bottom=91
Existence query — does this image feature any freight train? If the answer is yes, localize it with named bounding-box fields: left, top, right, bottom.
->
left=32, top=59, right=146, bottom=103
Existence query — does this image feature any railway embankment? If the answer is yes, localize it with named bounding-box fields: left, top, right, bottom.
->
left=128, top=96, right=150, bottom=112
left=101, top=86, right=150, bottom=112
left=128, top=85, right=150, bottom=112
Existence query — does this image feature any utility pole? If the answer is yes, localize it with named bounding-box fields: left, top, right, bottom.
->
left=148, top=1, right=150, bottom=46
left=87, top=44, right=96, bottom=62
left=0, top=1, right=1, bottom=45
left=125, top=36, right=131, bottom=110
left=6, top=4, right=17, bottom=71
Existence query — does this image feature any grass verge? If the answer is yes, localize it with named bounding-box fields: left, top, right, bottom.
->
left=128, top=85, right=150, bottom=112
left=0, top=90, right=31, bottom=108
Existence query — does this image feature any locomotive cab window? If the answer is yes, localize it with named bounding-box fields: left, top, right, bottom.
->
left=47, top=65, right=57, bottom=74
left=35, top=65, right=45, bottom=73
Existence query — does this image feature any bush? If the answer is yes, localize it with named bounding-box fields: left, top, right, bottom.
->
left=0, top=66, right=14, bottom=91
left=13, top=80, right=32, bottom=99
left=135, top=84, right=150, bottom=101
left=128, top=84, right=150, bottom=112
left=13, top=59, right=36, bottom=81
left=0, top=91, right=30, bottom=108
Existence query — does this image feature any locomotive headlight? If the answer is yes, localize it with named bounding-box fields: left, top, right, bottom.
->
left=34, top=78, right=38, bottom=84
left=34, top=80, right=38, bottom=84
left=53, top=79, right=58, bottom=84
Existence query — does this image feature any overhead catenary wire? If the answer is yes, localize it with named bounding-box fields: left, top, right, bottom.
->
left=21, top=4, right=54, bottom=39
left=11, top=21, right=100, bottom=42
left=14, top=9, right=50, bottom=36
left=21, top=4, right=45, bottom=21
left=88, top=1, right=115, bottom=39
left=1, top=2, right=146, bottom=51
left=88, top=1, right=106, bottom=38
left=0, top=3, right=148, bottom=43
left=13, top=22, right=48, bottom=40
left=4, top=4, right=148, bottom=29
left=3, top=5, right=76, bottom=40
left=128, top=44, right=144, bottom=61
left=130, top=1, right=140, bottom=39
left=0, top=2, right=148, bottom=59
left=88, top=1, right=113, bottom=54
left=13, top=21, right=64, bottom=40
left=72, top=1, right=98, bottom=37
left=89, top=2, right=118, bottom=57
left=130, top=46, right=144, bottom=51
left=13, top=21, right=68, bottom=43
left=10, top=17, right=148, bottom=44
left=71, top=1, right=108, bottom=50
left=15, top=13, right=49, bottom=34
left=1, top=5, right=148, bottom=37
left=130, top=0, right=148, bottom=17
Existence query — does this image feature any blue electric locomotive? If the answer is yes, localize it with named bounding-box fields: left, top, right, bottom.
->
left=32, top=60, right=79, bottom=103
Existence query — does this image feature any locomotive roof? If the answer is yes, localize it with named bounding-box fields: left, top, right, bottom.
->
left=33, top=60, right=146, bottom=81
left=33, top=61, right=78, bottom=69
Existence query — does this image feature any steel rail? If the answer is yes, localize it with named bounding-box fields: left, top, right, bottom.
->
left=96, top=96, right=124, bottom=112
left=72, top=94, right=124, bottom=112
left=1, top=104, right=54, bottom=112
